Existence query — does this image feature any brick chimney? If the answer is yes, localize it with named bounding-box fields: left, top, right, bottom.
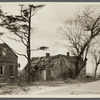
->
left=67, top=52, right=70, bottom=56
left=46, top=53, right=50, bottom=58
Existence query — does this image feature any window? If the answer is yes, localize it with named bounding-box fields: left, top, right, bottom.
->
left=0, top=48, right=2, bottom=56
left=9, top=65, right=14, bottom=76
left=0, top=65, right=4, bottom=75
left=0, top=47, right=6, bottom=56
left=49, top=64, right=54, bottom=68
left=34, top=66, right=38, bottom=70
left=2, top=48, right=6, bottom=56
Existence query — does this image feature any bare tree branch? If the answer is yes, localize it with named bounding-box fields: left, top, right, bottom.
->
left=0, top=4, right=44, bottom=83
left=59, top=6, right=100, bottom=78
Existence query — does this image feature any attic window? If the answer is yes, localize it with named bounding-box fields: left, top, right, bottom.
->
left=0, top=47, right=6, bottom=56
left=2, top=48, right=6, bottom=56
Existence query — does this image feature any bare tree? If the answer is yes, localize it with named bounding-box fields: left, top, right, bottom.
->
left=0, top=4, right=44, bottom=83
left=90, top=44, right=100, bottom=78
left=59, top=6, right=100, bottom=78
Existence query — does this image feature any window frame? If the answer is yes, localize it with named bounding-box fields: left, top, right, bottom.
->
left=0, top=47, right=7, bottom=57
left=0, top=64, right=4, bottom=76
left=9, top=65, right=15, bottom=77
left=2, top=48, right=7, bottom=56
left=0, top=48, right=2, bottom=56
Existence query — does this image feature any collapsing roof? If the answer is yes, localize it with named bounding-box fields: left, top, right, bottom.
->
left=24, top=53, right=79, bottom=72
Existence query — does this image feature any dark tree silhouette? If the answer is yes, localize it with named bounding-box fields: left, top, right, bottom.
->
left=0, top=4, right=44, bottom=83
left=90, top=43, right=100, bottom=78
left=59, top=7, right=100, bottom=78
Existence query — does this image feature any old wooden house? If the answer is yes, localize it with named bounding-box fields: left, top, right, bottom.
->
left=0, top=43, right=18, bottom=83
left=24, top=52, right=86, bottom=81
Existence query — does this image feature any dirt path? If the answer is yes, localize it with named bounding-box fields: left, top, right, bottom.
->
left=1, top=80, right=100, bottom=97
left=32, top=80, right=100, bottom=97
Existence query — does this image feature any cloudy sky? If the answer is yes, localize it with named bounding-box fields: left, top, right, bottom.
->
left=0, top=2, right=99, bottom=73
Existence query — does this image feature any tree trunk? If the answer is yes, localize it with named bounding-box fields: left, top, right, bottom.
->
left=94, top=64, right=98, bottom=78
left=27, top=6, right=31, bottom=83
left=69, top=70, right=73, bottom=78
left=74, top=57, right=80, bottom=78
left=74, top=57, right=87, bottom=79
left=74, top=69, right=79, bottom=79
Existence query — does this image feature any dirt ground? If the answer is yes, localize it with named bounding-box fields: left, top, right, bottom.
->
left=0, top=78, right=100, bottom=97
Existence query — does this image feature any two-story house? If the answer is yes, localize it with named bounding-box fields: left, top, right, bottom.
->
left=0, top=43, right=18, bottom=83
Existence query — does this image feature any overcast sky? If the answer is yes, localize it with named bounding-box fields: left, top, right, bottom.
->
left=0, top=2, right=99, bottom=73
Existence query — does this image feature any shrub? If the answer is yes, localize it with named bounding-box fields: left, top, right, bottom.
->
left=85, top=75, right=93, bottom=78
left=61, top=71, right=71, bottom=80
